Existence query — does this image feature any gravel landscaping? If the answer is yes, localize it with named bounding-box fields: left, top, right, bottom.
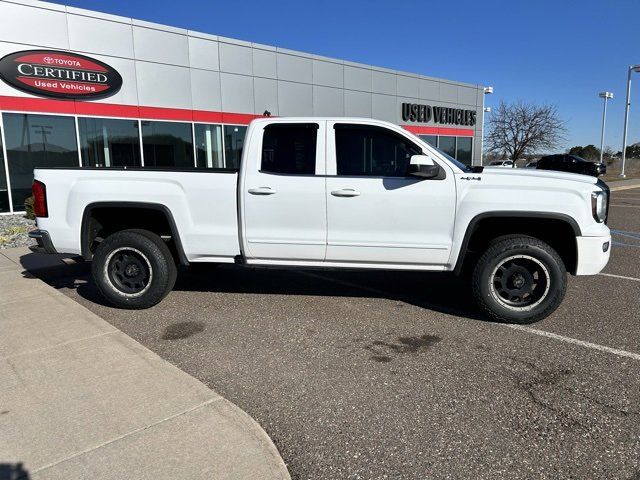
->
left=0, top=214, right=36, bottom=249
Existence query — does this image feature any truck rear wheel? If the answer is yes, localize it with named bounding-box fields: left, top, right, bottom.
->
left=92, top=229, right=177, bottom=309
left=471, top=236, right=567, bottom=324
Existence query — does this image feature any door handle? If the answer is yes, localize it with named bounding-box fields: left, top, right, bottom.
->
left=248, top=187, right=276, bottom=195
left=331, top=189, right=361, bottom=197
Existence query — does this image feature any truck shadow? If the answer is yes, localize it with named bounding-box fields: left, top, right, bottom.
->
left=25, top=257, right=485, bottom=322
left=0, top=462, right=30, bottom=480
left=179, top=264, right=484, bottom=321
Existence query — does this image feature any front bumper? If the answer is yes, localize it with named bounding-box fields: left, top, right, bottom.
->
left=575, top=235, right=611, bottom=275
left=28, top=229, right=58, bottom=254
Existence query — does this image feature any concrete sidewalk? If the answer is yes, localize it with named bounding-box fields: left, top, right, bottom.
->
left=0, top=248, right=290, bottom=480
left=608, top=178, right=640, bottom=191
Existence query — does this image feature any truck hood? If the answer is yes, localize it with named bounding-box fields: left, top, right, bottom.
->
left=473, top=167, right=600, bottom=186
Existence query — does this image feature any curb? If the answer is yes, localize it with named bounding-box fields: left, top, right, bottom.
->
left=610, top=184, right=640, bottom=192
left=0, top=248, right=290, bottom=480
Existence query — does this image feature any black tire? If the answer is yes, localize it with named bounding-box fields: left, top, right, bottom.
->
left=92, top=229, right=177, bottom=309
left=471, top=235, right=567, bottom=324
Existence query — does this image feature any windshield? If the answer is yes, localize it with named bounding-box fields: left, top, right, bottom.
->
left=437, top=148, right=473, bottom=172
left=405, top=129, right=472, bottom=172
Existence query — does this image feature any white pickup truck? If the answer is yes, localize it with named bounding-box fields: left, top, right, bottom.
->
left=30, top=117, right=611, bottom=323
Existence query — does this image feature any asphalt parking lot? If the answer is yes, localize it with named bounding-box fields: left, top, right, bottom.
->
left=40, top=187, right=640, bottom=480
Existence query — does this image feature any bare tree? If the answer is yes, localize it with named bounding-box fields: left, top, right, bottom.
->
left=485, top=101, right=566, bottom=166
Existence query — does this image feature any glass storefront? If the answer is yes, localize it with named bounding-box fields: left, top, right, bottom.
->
left=3, top=113, right=79, bottom=210
left=419, top=135, right=438, bottom=148
left=0, top=111, right=474, bottom=213
left=224, top=125, right=247, bottom=169
left=0, top=128, right=9, bottom=213
left=195, top=124, right=224, bottom=168
left=141, top=121, right=194, bottom=168
left=438, top=136, right=456, bottom=159
left=456, top=137, right=473, bottom=165
left=419, top=134, right=473, bottom=166
left=79, top=117, right=142, bottom=168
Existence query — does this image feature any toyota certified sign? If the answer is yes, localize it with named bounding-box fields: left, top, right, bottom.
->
left=0, top=50, right=122, bottom=100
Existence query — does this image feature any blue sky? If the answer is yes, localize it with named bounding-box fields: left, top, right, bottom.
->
left=53, top=0, right=640, bottom=151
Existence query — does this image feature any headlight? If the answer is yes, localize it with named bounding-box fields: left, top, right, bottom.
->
left=591, top=190, right=608, bottom=223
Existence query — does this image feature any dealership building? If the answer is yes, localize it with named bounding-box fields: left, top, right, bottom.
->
left=0, top=0, right=489, bottom=214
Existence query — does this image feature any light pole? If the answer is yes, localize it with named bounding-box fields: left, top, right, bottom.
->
left=598, top=91, right=613, bottom=163
left=620, top=65, right=640, bottom=178
left=480, top=86, right=493, bottom=166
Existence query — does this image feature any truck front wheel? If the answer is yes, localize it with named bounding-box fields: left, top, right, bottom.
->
left=471, top=236, right=567, bottom=324
left=92, top=229, right=177, bottom=309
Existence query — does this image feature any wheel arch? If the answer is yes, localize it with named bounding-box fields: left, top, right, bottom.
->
left=80, top=202, right=189, bottom=266
left=453, top=211, right=581, bottom=275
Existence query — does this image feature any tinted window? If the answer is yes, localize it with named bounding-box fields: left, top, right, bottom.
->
left=335, top=124, right=422, bottom=177
left=438, top=136, right=456, bottom=158
left=141, top=121, right=193, bottom=169
left=195, top=124, right=224, bottom=168
left=224, top=125, right=246, bottom=169
left=538, top=156, right=557, bottom=167
left=3, top=113, right=78, bottom=210
left=0, top=128, right=8, bottom=212
left=78, top=117, right=141, bottom=168
left=456, top=137, right=472, bottom=165
left=261, top=124, right=317, bottom=174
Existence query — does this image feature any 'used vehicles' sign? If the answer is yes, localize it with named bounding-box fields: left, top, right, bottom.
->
left=0, top=50, right=122, bottom=100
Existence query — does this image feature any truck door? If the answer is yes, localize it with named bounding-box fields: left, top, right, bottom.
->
left=325, top=122, right=456, bottom=266
left=241, top=121, right=327, bottom=261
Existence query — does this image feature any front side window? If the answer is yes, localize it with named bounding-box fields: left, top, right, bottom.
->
left=141, top=121, right=193, bottom=169
left=78, top=117, right=141, bottom=168
left=224, top=125, right=247, bottom=170
left=3, top=113, right=78, bottom=210
left=261, top=124, right=317, bottom=175
left=335, top=124, right=422, bottom=177
left=195, top=124, right=224, bottom=169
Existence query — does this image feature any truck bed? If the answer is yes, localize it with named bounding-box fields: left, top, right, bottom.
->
left=34, top=168, right=241, bottom=262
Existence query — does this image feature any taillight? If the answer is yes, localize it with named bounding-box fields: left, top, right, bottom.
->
left=32, top=180, right=48, bottom=218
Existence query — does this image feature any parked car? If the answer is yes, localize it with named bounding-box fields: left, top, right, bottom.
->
left=525, top=161, right=538, bottom=168
left=30, top=117, right=611, bottom=324
left=486, top=160, right=515, bottom=168
left=537, top=154, right=606, bottom=177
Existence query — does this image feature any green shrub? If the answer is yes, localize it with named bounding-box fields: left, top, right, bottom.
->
left=24, top=196, right=35, bottom=220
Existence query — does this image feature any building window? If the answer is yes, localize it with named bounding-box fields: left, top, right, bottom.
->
left=3, top=113, right=78, bottom=210
left=78, top=117, right=141, bottom=168
left=419, top=135, right=438, bottom=148
left=438, top=136, right=456, bottom=158
left=261, top=124, right=317, bottom=175
left=0, top=128, right=9, bottom=213
left=141, top=121, right=194, bottom=168
left=194, top=124, right=224, bottom=168
left=335, top=124, right=422, bottom=177
left=456, top=137, right=472, bottom=165
left=224, top=125, right=246, bottom=170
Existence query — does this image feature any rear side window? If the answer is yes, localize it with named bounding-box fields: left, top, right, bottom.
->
left=334, top=124, right=422, bottom=177
left=261, top=123, right=318, bottom=174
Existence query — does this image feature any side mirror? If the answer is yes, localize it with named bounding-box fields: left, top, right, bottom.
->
left=408, top=155, right=441, bottom=179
